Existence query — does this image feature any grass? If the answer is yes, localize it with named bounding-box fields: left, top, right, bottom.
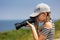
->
left=54, top=20, right=60, bottom=38
left=0, top=28, right=34, bottom=40
left=0, top=20, right=60, bottom=40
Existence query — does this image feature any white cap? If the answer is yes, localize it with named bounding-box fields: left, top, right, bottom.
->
left=30, top=3, right=50, bottom=17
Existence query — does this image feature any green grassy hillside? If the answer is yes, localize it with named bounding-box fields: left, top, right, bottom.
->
left=0, top=28, right=33, bottom=40
left=0, top=20, right=60, bottom=40
left=54, top=20, right=60, bottom=38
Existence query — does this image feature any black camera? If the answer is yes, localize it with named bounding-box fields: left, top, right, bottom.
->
left=15, top=17, right=36, bottom=30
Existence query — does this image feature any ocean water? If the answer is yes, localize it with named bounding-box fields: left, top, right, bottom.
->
left=0, top=20, right=24, bottom=32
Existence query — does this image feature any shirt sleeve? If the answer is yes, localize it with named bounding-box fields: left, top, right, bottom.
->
left=41, top=28, right=50, bottom=36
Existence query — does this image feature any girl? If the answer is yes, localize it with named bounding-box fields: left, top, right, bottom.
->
left=26, top=3, right=55, bottom=40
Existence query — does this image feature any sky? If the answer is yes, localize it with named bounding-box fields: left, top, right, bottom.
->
left=0, top=0, right=60, bottom=20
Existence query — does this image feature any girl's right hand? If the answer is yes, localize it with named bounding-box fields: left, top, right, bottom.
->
left=26, top=21, right=35, bottom=28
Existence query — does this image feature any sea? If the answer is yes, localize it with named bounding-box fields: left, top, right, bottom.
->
left=0, top=20, right=24, bottom=32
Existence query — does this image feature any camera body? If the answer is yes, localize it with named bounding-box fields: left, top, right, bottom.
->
left=15, top=17, right=36, bottom=30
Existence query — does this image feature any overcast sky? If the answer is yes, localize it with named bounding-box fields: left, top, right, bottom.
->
left=0, top=0, right=60, bottom=20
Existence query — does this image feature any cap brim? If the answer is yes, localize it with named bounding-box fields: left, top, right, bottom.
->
left=30, top=12, right=40, bottom=17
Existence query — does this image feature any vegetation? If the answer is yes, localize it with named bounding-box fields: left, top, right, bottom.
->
left=54, top=20, right=60, bottom=38
left=0, top=20, right=60, bottom=40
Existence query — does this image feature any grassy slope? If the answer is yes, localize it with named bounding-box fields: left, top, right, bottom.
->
left=0, top=28, right=33, bottom=40
left=0, top=20, right=60, bottom=40
left=54, top=20, right=60, bottom=38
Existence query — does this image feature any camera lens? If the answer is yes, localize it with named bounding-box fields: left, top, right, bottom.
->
left=15, top=17, right=36, bottom=30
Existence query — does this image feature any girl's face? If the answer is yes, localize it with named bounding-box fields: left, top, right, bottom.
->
left=36, top=12, right=47, bottom=22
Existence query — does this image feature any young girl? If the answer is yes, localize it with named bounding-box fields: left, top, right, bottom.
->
left=26, top=3, right=55, bottom=40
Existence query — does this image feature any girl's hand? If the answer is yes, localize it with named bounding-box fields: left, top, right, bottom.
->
left=26, top=21, right=39, bottom=40
left=26, top=21, right=35, bottom=28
